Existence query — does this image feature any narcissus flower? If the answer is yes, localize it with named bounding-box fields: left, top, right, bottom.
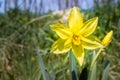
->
left=102, top=31, right=113, bottom=47
left=50, top=7, right=103, bottom=66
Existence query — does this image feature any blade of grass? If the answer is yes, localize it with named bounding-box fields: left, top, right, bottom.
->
left=36, top=47, right=47, bottom=80
left=50, top=63, right=56, bottom=80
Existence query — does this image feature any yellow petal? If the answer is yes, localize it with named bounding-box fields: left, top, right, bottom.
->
left=72, top=44, right=84, bottom=66
left=64, top=38, right=72, bottom=46
left=81, top=36, right=103, bottom=49
left=79, top=17, right=98, bottom=37
left=102, top=31, right=113, bottom=46
left=51, top=39, right=71, bottom=54
left=50, top=24, right=71, bottom=39
left=68, top=7, right=83, bottom=31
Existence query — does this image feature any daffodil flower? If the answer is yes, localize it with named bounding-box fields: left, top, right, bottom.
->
left=102, top=31, right=113, bottom=47
left=50, top=7, right=103, bottom=66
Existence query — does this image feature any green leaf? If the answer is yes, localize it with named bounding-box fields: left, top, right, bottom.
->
left=36, top=48, right=52, bottom=80
left=69, top=50, right=77, bottom=80
left=79, top=67, right=88, bottom=80
left=101, top=60, right=110, bottom=80
left=89, top=51, right=97, bottom=80
left=89, top=62, right=96, bottom=80
left=50, top=63, right=56, bottom=80
left=45, top=70, right=53, bottom=80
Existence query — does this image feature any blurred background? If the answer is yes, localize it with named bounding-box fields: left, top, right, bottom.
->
left=0, top=0, right=120, bottom=80
left=0, top=0, right=118, bottom=13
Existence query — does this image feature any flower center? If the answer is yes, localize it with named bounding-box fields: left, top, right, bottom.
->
left=72, top=34, right=81, bottom=45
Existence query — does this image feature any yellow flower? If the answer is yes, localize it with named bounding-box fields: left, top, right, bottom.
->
left=102, top=31, right=113, bottom=47
left=50, top=7, right=103, bottom=66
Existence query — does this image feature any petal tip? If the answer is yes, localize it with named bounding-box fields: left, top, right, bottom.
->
left=72, top=7, right=81, bottom=12
left=110, top=30, right=113, bottom=34
left=72, top=6, right=79, bottom=9
left=94, top=17, right=98, bottom=22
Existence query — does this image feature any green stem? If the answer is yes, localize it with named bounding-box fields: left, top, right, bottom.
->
left=90, top=48, right=103, bottom=70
